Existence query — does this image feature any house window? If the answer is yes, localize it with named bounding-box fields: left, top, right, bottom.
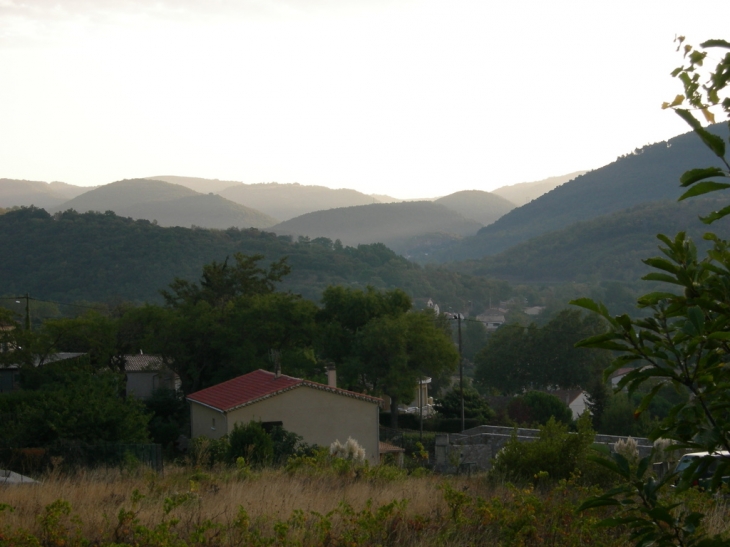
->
left=261, top=421, right=283, bottom=433
left=211, top=418, right=216, bottom=430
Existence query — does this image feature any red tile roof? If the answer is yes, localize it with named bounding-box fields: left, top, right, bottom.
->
left=187, top=369, right=381, bottom=412
left=379, top=441, right=405, bottom=454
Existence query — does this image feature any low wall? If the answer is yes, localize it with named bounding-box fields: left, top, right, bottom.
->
left=434, top=425, right=653, bottom=473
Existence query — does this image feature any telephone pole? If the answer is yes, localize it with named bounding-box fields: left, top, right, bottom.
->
left=458, top=313, right=464, bottom=432
left=24, top=293, right=31, bottom=331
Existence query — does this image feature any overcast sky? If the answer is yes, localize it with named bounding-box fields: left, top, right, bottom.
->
left=1, top=1, right=728, bottom=198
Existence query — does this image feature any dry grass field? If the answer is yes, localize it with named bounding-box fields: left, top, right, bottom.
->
left=1, top=463, right=728, bottom=546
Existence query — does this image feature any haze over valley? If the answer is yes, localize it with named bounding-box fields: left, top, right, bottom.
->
left=1, top=123, right=726, bottom=306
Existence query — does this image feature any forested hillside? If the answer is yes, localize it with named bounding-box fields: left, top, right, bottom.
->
left=491, top=171, right=586, bottom=206
left=0, top=207, right=508, bottom=309
left=217, top=181, right=379, bottom=220
left=272, top=201, right=482, bottom=254
left=451, top=197, right=730, bottom=283
left=49, top=179, right=278, bottom=229
left=433, top=190, right=514, bottom=226
left=432, top=124, right=729, bottom=261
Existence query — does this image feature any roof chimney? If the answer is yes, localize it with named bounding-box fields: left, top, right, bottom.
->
left=326, top=364, right=337, bottom=388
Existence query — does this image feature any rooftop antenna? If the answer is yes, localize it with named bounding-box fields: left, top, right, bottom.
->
left=269, top=349, right=281, bottom=378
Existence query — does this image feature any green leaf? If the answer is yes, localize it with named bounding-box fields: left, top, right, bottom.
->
left=676, top=108, right=702, bottom=131
left=687, top=306, right=705, bottom=334
left=700, top=39, right=730, bottom=49
left=679, top=167, right=726, bottom=187
left=679, top=181, right=730, bottom=201
left=569, top=298, right=610, bottom=318
left=707, top=331, right=730, bottom=340
left=698, top=128, right=726, bottom=158
left=577, top=497, right=621, bottom=511
left=700, top=205, right=730, bottom=224
left=637, top=292, right=679, bottom=306
left=574, top=332, right=626, bottom=351
left=643, top=257, right=680, bottom=274
left=636, top=383, right=665, bottom=416
left=641, top=273, right=684, bottom=285
left=675, top=110, right=726, bottom=156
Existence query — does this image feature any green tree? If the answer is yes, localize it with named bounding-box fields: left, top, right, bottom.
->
left=0, top=307, right=34, bottom=368
left=0, top=363, right=149, bottom=447
left=575, top=37, right=730, bottom=546
left=434, top=386, right=495, bottom=423
left=461, top=318, right=489, bottom=362
left=474, top=310, right=609, bottom=395
left=317, top=286, right=458, bottom=427
left=37, top=305, right=157, bottom=375
left=147, top=254, right=318, bottom=393
left=507, top=391, right=573, bottom=427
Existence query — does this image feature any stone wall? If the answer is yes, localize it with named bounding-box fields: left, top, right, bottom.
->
left=434, top=424, right=653, bottom=473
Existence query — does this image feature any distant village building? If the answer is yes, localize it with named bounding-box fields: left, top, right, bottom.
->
left=549, top=389, right=589, bottom=420
left=476, top=308, right=506, bottom=331
left=124, top=353, right=179, bottom=399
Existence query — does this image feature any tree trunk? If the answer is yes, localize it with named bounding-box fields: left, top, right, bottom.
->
left=390, top=394, right=399, bottom=429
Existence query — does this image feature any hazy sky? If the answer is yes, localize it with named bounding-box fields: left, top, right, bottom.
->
left=1, top=1, right=728, bottom=198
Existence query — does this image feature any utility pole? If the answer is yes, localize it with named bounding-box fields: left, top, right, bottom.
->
left=458, top=313, right=464, bottom=432
left=419, top=376, right=423, bottom=442
left=24, top=294, right=31, bottom=331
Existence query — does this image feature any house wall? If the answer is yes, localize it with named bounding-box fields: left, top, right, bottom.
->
left=190, top=402, right=227, bottom=440
left=127, top=370, right=178, bottom=400
left=224, top=386, right=380, bottom=465
left=569, top=393, right=588, bottom=419
left=127, top=372, right=157, bottom=400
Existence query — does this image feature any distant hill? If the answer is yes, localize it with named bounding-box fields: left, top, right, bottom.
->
left=433, top=124, right=730, bottom=261
left=452, top=197, right=730, bottom=283
left=149, top=175, right=247, bottom=194
left=218, top=182, right=379, bottom=221
left=47, top=181, right=93, bottom=200
left=0, top=179, right=94, bottom=210
left=122, top=194, right=278, bottom=230
left=434, top=190, right=515, bottom=226
left=1, top=179, right=71, bottom=209
left=369, top=194, right=403, bottom=203
left=272, top=201, right=482, bottom=254
left=491, top=172, right=586, bottom=206
left=0, top=207, right=509, bottom=311
left=50, top=179, right=277, bottom=229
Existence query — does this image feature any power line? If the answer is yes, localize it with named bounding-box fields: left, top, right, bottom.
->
left=0, top=295, right=107, bottom=311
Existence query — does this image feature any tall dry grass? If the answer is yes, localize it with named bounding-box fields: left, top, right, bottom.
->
left=0, top=463, right=727, bottom=546
left=1, top=465, right=453, bottom=541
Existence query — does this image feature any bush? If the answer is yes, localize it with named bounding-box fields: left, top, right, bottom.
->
left=228, top=421, right=274, bottom=467
left=491, top=413, right=596, bottom=485
left=269, top=426, right=310, bottom=465
left=507, top=391, right=573, bottom=427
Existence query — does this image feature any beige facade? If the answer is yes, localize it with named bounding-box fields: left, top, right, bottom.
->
left=126, top=370, right=177, bottom=400
left=190, top=385, right=380, bottom=465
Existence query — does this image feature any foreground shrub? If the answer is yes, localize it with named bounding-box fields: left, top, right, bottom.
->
left=228, top=421, right=274, bottom=467
left=492, top=413, right=596, bottom=485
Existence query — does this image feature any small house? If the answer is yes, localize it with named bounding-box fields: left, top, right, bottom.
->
left=187, top=369, right=382, bottom=464
left=124, top=353, right=179, bottom=399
